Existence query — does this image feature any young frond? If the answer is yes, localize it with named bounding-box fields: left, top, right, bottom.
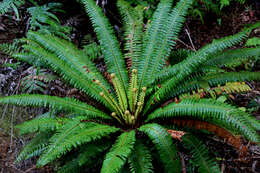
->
left=128, top=139, right=154, bottom=173
left=101, top=131, right=136, bottom=173
left=0, top=94, right=111, bottom=120
left=139, top=123, right=181, bottom=173
left=37, top=119, right=119, bottom=167
left=146, top=99, right=259, bottom=143
left=80, top=0, right=128, bottom=92
left=182, top=134, right=221, bottom=173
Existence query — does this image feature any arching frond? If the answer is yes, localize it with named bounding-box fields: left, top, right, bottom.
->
left=153, top=29, right=250, bottom=84
left=58, top=140, right=111, bottom=173
left=16, top=117, right=66, bottom=135
left=146, top=99, right=260, bottom=143
left=182, top=134, right=221, bottom=173
left=0, top=94, right=111, bottom=120
left=205, top=47, right=260, bottom=68
left=0, top=0, right=24, bottom=19
left=144, top=70, right=260, bottom=114
left=80, top=0, right=128, bottom=92
left=147, top=0, right=193, bottom=82
left=128, top=139, right=154, bottom=173
left=15, top=132, right=51, bottom=163
left=117, top=0, right=143, bottom=70
left=139, top=123, right=181, bottom=173
left=137, top=0, right=173, bottom=88
left=15, top=44, right=114, bottom=110
left=101, top=131, right=136, bottom=173
left=26, top=32, right=111, bottom=91
left=37, top=119, right=119, bottom=167
left=180, top=82, right=251, bottom=99
left=205, top=71, right=260, bottom=86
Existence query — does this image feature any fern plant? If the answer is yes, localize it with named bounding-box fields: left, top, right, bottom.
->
left=0, top=0, right=24, bottom=19
left=26, top=2, right=71, bottom=39
left=20, top=67, right=57, bottom=93
left=1, top=0, right=260, bottom=172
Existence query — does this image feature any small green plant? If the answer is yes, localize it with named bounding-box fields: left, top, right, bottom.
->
left=0, top=0, right=24, bottom=19
left=26, top=2, right=71, bottom=39
left=20, top=67, right=57, bottom=93
left=1, top=0, right=260, bottom=172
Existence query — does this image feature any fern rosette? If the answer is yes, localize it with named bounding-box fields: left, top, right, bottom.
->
left=1, top=0, right=260, bottom=172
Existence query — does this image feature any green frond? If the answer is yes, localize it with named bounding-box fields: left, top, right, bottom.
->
left=146, top=99, right=260, bottom=143
left=205, top=71, right=260, bottom=86
left=205, top=47, right=260, bottom=68
left=128, top=139, right=153, bottom=173
left=246, top=37, right=260, bottom=47
left=15, top=43, right=114, bottom=110
left=82, top=42, right=102, bottom=61
left=27, top=2, right=70, bottom=38
left=160, top=71, right=259, bottom=102
left=0, top=39, right=21, bottom=55
left=180, top=82, right=251, bottom=100
left=16, top=117, right=66, bottom=135
left=58, top=140, right=111, bottom=173
left=138, top=0, right=173, bottom=88
left=37, top=119, right=119, bottom=167
left=139, top=123, right=181, bottom=173
left=244, top=115, right=260, bottom=131
left=182, top=134, right=220, bottom=173
left=101, top=131, right=136, bottom=173
left=153, top=29, right=251, bottom=84
left=0, top=0, right=24, bottom=19
left=0, top=94, right=112, bottom=120
left=144, top=29, right=252, bottom=112
left=147, top=0, right=193, bottom=82
left=15, top=132, right=51, bottom=163
left=80, top=0, right=128, bottom=92
left=12, top=51, right=46, bottom=67
left=26, top=31, right=111, bottom=91
left=117, top=0, right=143, bottom=70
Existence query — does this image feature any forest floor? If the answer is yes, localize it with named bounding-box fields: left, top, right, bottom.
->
left=0, top=1, right=260, bottom=172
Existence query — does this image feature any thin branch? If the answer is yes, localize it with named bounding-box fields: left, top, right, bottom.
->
left=185, top=28, right=196, bottom=51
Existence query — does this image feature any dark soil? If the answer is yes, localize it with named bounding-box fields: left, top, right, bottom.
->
left=0, top=0, right=260, bottom=172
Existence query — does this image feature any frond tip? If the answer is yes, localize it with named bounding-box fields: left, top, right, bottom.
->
left=101, top=131, right=136, bottom=173
left=139, top=123, right=181, bottom=173
left=182, top=134, right=221, bottom=173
